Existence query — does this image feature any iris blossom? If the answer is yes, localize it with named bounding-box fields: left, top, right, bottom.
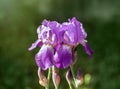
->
left=29, top=17, right=93, bottom=70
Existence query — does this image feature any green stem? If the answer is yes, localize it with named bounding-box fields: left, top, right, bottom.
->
left=70, top=66, right=77, bottom=89
left=46, top=68, right=51, bottom=89
left=55, top=86, right=58, bottom=89
left=69, top=83, right=72, bottom=89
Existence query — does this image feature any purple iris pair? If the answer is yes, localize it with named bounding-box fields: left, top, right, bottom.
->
left=28, top=17, right=93, bottom=70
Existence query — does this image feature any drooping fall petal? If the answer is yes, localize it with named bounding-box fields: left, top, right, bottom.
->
left=35, top=45, right=54, bottom=70
left=28, top=39, right=42, bottom=51
left=54, top=45, right=73, bottom=69
left=81, top=41, right=93, bottom=57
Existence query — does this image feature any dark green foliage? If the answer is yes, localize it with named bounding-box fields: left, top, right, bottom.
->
left=0, top=0, right=120, bottom=89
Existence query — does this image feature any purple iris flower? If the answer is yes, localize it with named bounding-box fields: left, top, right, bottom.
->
left=28, top=17, right=93, bottom=70
left=62, top=17, right=93, bottom=56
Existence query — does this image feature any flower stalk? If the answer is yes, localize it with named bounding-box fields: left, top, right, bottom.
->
left=46, top=68, right=52, bottom=89
left=70, top=66, right=77, bottom=88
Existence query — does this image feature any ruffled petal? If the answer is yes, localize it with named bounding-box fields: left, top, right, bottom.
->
left=62, top=22, right=77, bottom=45
left=62, top=17, right=87, bottom=46
left=38, top=20, right=63, bottom=45
left=69, top=17, right=87, bottom=44
left=54, top=45, right=72, bottom=69
left=35, top=45, right=54, bottom=70
left=37, top=25, right=51, bottom=43
left=70, top=17, right=87, bottom=41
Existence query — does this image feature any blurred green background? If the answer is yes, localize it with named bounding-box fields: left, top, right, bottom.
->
left=0, top=0, right=120, bottom=89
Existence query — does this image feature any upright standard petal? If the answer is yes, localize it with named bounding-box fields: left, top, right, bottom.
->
left=70, top=17, right=87, bottom=43
left=35, top=45, right=54, bottom=70
left=62, top=17, right=87, bottom=46
left=37, top=25, right=52, bottom=44
left=62, top=22, right=77, bottom=45
left=39, top=20, right=64, bottom=45
left=54, top=45, right=72, bottom=69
